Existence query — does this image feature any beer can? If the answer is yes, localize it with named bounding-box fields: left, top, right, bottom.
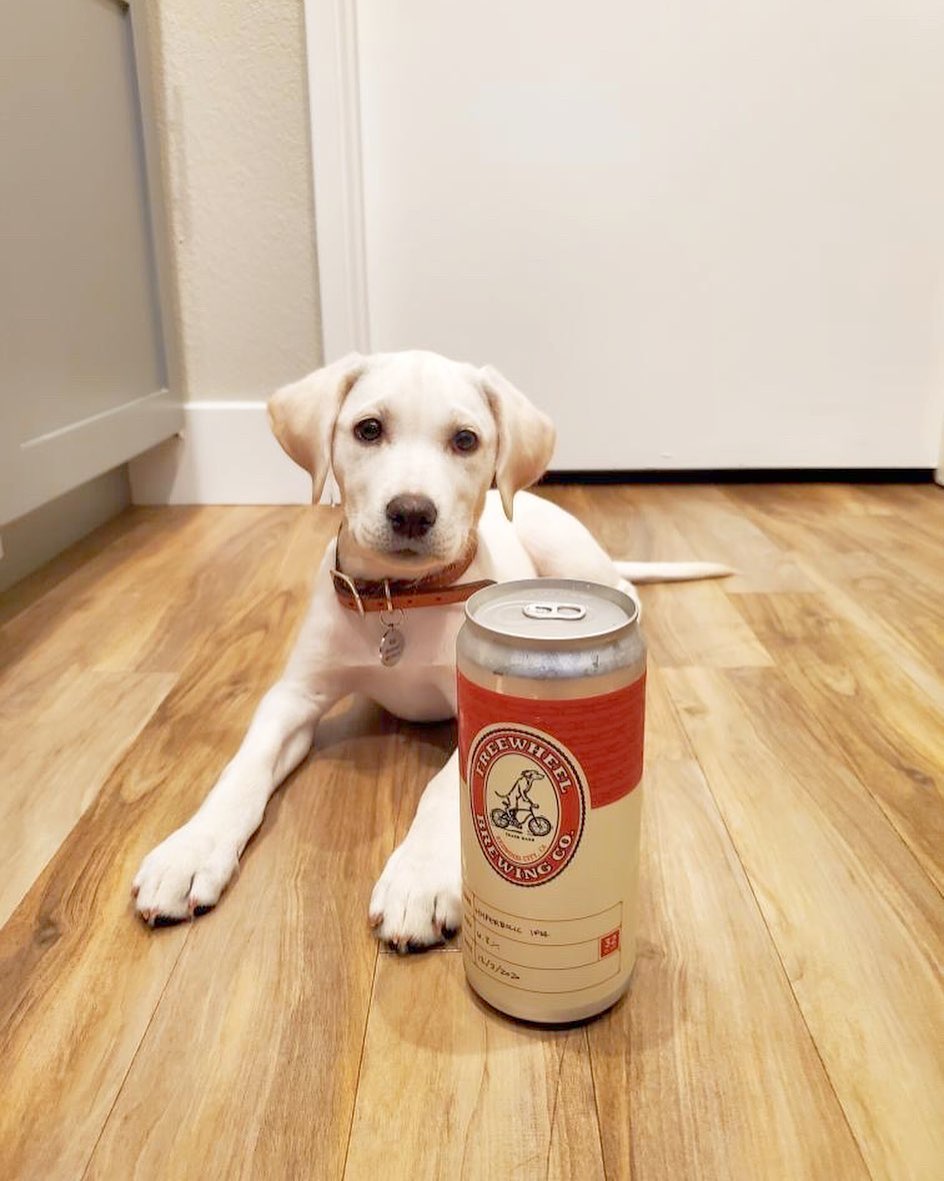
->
left=457, top=578, right=646, bottom=1024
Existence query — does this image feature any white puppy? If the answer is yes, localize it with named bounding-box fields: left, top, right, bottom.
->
left=133, top=350, right=726, bottom=946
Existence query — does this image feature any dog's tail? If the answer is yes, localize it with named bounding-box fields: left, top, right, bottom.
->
left=614, top=560, right=733, bottom=583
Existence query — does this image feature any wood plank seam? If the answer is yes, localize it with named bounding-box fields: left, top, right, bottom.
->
left=723, top=492, right=944, bottom=709
left=757, top=673, right=944, bottom=906
left=340, top=941, right=382, bottom=1179
left=543, top=1036, right=568, bottom=1177
left=457, top=1020, right=491, bottom=1179
left=666, top=661, right=940, bottom=1176
left=658, top=665, right=874, bottom=1179
left=79, top=929, right=193, bottom=1181
left=584, top=1025, right=609, bottom=1180
left=719, top=592, right=944, bottom=903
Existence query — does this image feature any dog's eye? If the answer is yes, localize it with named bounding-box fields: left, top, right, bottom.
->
left=354, top=418, right=383, bottom=444
left=452, top=429, right=479, bottom=454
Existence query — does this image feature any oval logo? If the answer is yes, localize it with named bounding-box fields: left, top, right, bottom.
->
left=467, top=724, right=586, bottom=886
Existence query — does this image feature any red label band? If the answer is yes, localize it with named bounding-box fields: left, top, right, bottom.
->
left=458, top=671, right=646, bottom=811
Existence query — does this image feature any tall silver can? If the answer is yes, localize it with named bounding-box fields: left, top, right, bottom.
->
left=457, top=578, right=647, bottom=1024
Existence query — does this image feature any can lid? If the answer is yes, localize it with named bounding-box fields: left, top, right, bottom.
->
left=465, top=578, right=638, bottom=643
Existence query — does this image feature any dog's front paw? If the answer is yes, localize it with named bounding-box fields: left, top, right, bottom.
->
left=132, top=821, right=239, bottom=927
left=369, top=841, right=462, bottom=952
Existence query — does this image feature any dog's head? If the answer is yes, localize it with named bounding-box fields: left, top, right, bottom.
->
left=268, top=350, right=555, bottom=576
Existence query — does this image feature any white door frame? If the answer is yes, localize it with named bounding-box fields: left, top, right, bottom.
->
left=305, top=0, right=370, bottom=361
left=937, top=416, right=944, bottom=487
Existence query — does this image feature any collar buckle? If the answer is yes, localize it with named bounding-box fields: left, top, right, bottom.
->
left=330, top=568, right=366, bottom=617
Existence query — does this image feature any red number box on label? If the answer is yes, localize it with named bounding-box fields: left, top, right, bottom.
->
left=599, top=929, right=621, bottom=958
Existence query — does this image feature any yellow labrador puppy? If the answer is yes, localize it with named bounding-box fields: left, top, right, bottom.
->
left=133, top=350, right=726, bottom=947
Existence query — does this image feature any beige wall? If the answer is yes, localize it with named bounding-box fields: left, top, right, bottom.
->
left=139, top=0, right=323, bottom=401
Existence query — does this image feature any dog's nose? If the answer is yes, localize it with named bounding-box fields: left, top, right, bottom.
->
left=386, top=495, right=438, bottom=539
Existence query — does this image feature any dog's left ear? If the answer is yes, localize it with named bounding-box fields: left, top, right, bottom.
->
left=479, top=366, right=556, bottom=519
left=268, top=353, right=366, bottom=503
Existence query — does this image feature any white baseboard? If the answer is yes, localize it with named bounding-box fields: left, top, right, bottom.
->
left=129, top=401, right=313, bottom=505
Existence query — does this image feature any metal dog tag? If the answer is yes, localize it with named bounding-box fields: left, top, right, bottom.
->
left=379, top=624, right=405, bottom=667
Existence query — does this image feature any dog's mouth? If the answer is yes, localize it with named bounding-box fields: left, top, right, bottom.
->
left=376, top=524, right=446, bottom=563
left=339, top=518, right=472, bottom=582
left=377, top=542, right=444, bottom=570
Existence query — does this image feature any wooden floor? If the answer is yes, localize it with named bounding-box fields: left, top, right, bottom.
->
left=0, top=485, right=942, bottom=1180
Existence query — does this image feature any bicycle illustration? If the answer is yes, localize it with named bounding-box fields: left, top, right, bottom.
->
left=491, top=769, right=553, bottom=837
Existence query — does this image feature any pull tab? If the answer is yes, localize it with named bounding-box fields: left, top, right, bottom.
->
left=522, top=602, right=587, bottom=621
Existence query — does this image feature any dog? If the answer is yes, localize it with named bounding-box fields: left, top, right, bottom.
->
left=498, top=769, right=546, bottom=828
left=132, top=350, right=727, bottom=947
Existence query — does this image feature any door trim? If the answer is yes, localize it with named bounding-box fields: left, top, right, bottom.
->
left=304, top=0, right=370, bottom=360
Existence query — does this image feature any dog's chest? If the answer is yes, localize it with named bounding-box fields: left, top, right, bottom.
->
left=342, top=601, right=464, bottom=720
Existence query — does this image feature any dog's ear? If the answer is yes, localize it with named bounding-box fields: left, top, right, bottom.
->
left=268, top=354, right=366, bottom=503
left=479, top=366, right=556, bottom=519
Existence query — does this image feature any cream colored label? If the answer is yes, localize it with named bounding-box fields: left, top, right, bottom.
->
left=460, top=784, right=643, bottom=1020
left=462, top=895, right=624, bottom=993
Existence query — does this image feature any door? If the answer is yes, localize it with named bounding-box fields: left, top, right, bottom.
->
left=0, top=0, right=181, bottom=526
left=309, top=1, right=944, bottom=470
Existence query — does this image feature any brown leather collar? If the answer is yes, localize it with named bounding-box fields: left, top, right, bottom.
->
left=331, top=536, right=494, bottom=614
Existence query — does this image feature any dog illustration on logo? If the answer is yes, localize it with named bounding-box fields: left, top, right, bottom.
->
left=490, top=769, right=553, bottom=837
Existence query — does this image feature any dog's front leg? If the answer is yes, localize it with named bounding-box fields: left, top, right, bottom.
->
left=369, top=748, right=462, bottom=951
left=133, top=677, right=339, bottom=925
